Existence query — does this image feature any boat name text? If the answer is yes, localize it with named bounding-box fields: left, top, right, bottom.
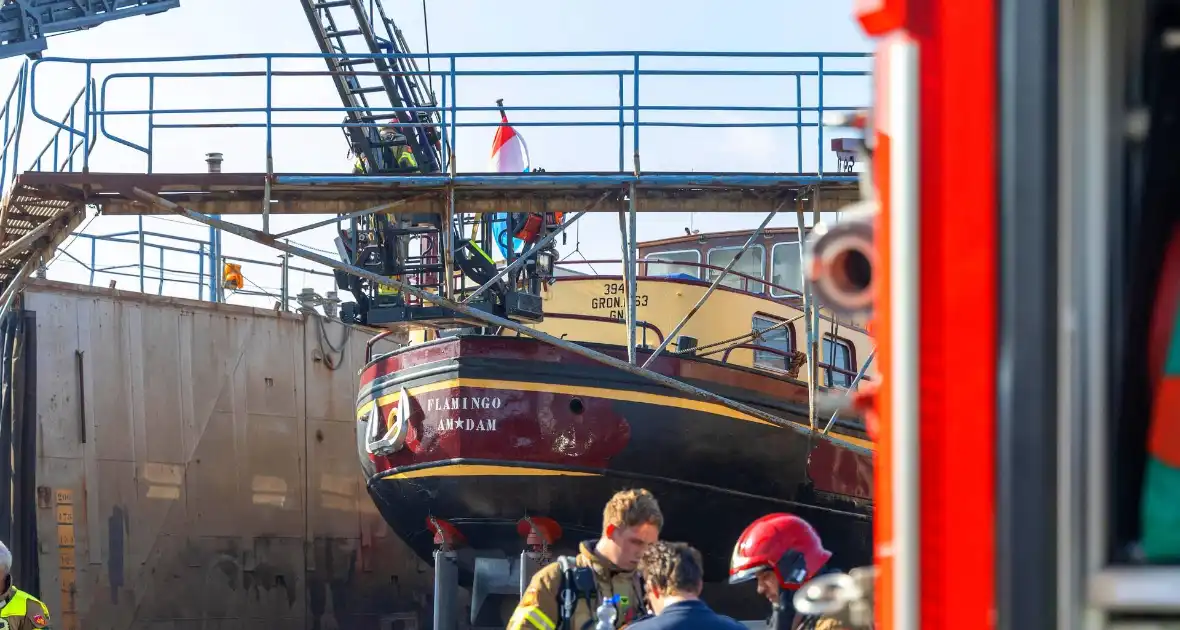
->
left=592, top=282, right=649, bottom=319
left=424, top=396, right=503, bottom=412
left=436, top=417, right=498, bottom=432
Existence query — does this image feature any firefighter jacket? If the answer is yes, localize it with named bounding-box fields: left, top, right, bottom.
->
left=792, top=616, right=843, bottom=630
left=0, top=581, right=51, bottom=630
left=393, top=147, right=418, bottom=170
left=508, top=540, right=647, bottom=630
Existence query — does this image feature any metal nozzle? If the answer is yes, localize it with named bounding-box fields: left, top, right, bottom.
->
left=805, top=201, right=877, bottom=318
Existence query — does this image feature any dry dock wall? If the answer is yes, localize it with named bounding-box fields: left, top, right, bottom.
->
left=22, top=280, right=432, bottom=630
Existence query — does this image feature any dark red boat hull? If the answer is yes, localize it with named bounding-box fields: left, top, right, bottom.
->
left=356, top=336, right=873, bottom=619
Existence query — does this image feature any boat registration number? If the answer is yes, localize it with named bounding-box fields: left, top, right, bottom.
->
left=592, top=283, right=649, bottom=319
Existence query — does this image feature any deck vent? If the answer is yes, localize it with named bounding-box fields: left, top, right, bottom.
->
left=205, top=152, right=224, bottom=173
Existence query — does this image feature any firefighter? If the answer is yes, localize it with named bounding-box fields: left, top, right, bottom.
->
left=0, top=541, right=52, bottom=630
left=380, top=127, right=418, bottom=172
left=728, top=513, right=842, bottom=630
left=508, top=488, right=663, bottom=630
left=351, top=128, right=418, bottom=174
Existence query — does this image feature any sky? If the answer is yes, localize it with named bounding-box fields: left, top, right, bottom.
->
left=2, top=0, right=873, bottom=308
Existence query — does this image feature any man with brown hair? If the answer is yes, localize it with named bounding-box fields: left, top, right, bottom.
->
left=629, top=542, right=745, bottom=630
left=507, top=488, right=663, bottom=630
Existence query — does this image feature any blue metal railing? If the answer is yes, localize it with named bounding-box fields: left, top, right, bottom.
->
left=0, top=61, right=27, bottom=191
left=5, top=50, right=871, bottom=307
left=23, top=50, right=871, bottom=177
left=56, top=229, right=334, bottom=302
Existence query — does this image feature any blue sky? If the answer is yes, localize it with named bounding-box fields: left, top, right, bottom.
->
left=4, top=0, right=872, bottom=306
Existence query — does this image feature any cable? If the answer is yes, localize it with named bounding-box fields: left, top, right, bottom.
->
left=46, top=209, right=98, bottom=267
left=421, top=0, right=434, bottom=99
left=313, top=312, right=350, bottom=371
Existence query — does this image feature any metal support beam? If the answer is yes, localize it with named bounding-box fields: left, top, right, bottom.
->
left=821, top=348, right=876, bottom=434
left=627, top=184, right=639, bottom=362
left=444, top=186, right=455, bottom=300
left=271, top=197, right=426, bottom=239
left=795, top=189, right=819, bottom=428
left=461, top=193, right=607, bottom=304
left=641, top=201, right=784, bottom=369
left=617, top=209, right=634, bottom=363
left=0, top=208, right=85, bottom=320
left=128, top=187, right=869, bottom=455
left=0, top=216, right=55, bottom=264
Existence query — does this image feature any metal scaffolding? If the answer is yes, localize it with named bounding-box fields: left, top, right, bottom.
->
left=0, top=47, right=876, bottom=458
left=126, top=184, right=871, bottom=455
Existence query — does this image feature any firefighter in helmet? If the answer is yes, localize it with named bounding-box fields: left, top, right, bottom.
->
left=729, top=513, right=841, bottom=630
left=380, top=127, right=418, bottom=171
left=352, top=127, right=419, bottom=174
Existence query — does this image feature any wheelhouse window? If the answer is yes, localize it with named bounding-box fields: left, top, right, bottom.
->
left=752, top=315, right=794, bottom=371
left=823, top=336, right=854, bottom=387
left=770, top=240, right=803, bottom=297
left=644, top=249, right=701, bottom=278
left=706, top=245, right=766, bottom=293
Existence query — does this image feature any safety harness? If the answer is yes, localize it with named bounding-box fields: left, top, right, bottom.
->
left=553, top=555, right=649, bottom=630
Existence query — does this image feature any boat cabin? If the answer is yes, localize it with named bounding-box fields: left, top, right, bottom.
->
left=528, top=226, right=875, bottom=390
left=408, top=226, right=874, bottom=391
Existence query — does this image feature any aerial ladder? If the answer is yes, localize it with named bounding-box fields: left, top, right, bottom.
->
left=299, top=0, right=450, bottom=329
left=0, top=0, right=180, bottom=60
left=298, top=0, right=442, bottom=174
left=301, top=0, right=555, bottom=331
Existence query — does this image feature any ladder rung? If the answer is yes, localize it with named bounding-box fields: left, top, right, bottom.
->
left=340, top=58, right=376, bottom=67
left=325, top=29, right=362, bottom=38
left=314, top=0, right=350, bottom=7
left=350, top=86, right=385, bottom=94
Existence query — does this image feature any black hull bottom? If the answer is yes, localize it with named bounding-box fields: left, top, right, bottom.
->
left=366, top=462, right=872, bottom=621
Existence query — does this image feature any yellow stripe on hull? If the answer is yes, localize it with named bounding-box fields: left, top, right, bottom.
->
left=382, top=464, right=604, bottom=480
left=358, top=377, right=873, bottom=452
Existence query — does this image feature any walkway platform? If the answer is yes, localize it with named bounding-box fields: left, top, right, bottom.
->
left=12, top=171, right=861, bottom=216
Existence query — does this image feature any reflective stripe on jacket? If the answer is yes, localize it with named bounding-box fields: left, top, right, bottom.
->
left=508, top=540, right=645, bottom=630
left=0, top=585, right=51, bottom=630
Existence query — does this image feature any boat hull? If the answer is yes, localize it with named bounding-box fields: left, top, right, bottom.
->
left=356, top=336, right=873, bottom=618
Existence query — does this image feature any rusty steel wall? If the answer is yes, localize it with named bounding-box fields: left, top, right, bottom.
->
left=22, top=280, right=430, bottom=630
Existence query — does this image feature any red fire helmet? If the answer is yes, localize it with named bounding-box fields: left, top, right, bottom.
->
left=728, top=513, right=832, bottom=590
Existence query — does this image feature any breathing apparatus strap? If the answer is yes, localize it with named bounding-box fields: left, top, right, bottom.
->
left=557, top=556, right=585, bottom=630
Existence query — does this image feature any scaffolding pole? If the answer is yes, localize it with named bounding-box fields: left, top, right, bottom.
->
left=271, top=197, right=427, bottom=239
left=821, top=348, right=876, bottom=434
left=618, top=208, right=634, bottom=363
left=627, top=183, right=638, bottom=362
left=129, top=187, right=869, bottom=456
left=641, top=200, right=784, bottom=368
left=796, top=188, right=819, bottom=428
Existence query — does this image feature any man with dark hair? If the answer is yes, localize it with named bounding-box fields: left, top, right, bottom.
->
left=630, top=542, right=746, bottom=630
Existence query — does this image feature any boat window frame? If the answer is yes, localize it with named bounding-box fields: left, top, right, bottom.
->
left=750, top=312, right=797, bottom=372
left=769, top=239, right=805, bottom=298
left=642, top=249, right=702, bottom=279
left=706, top=243, right=767, bottom=294
left=822, top=333, right=856, bottom=388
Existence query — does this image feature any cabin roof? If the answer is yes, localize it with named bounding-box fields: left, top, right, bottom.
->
left=638, top=226, right=804, bottom=249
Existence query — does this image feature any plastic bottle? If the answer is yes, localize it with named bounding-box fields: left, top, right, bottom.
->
left=593, top=594, right=621, bottom=630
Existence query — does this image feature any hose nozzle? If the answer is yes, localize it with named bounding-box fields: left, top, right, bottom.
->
left=805, top=201, right=877, bottom=318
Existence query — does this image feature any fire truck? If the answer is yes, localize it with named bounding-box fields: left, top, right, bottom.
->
left=797, top=0, right=1180, bottom=628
